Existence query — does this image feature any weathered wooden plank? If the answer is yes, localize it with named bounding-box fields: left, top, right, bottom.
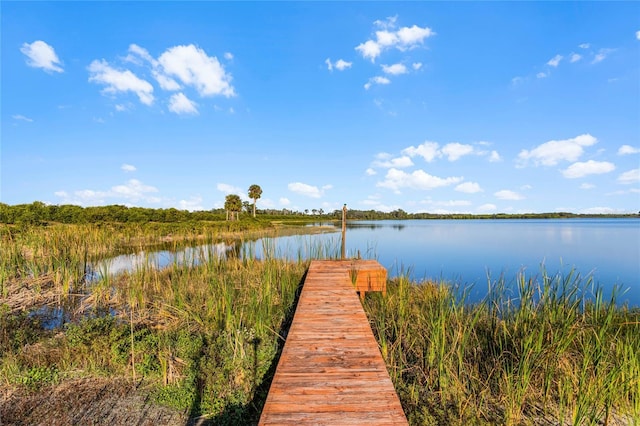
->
left=258, top=260, right=407, bottom=425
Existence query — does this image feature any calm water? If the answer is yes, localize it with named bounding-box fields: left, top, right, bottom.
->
left=256, top=219, right=640, bottom=306
left=93, top=219, right=640, bottom=306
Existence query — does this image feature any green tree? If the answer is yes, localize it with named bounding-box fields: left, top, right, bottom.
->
left=248, top=184, right=262, bottom=218
left=224, top=194, right=242, bottom=221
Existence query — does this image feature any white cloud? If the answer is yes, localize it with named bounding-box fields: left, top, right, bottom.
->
left=580, top=183, right=595, bottom=189
left=279, top=197, right=291, bottom=206
left=517, top=134, right=597, bottom=166
left=402, top=141, right=440, bottom=162
left=569, top=53, right=582, bottom=63
left=488, top=150, right=502, bottom=162
left=20, top=40, right=63, bottom=73
left=636, top=31, right=640, bottom=41
left=326, top=58, right=352, bottom=71
left=121, top=164, right=136, bottom=172
left=325, top=58, right=333, bottom=71
left=56, top=179, right=160, bottom=205
left=511, top=76, right=525, bottom=86
left=494, top=190, right=524, bottom=200
left=217, top=183, right=242, bottom=194
left=364, top=76, right=391, bottom=90
left=578, top=43, right=590, bottom=49
left=441, top=143, right=474, bottom=161
left=562, top=160, right=615, bottom=178
left=618, top=145, right=640, bottom=155
left=88, top=59, right=154, bottom=105
left=111, top=179, right=158, bottom=199
left=396, top=25, right=435, bottom=47
left=335, top=59, right=352, bottom=71
left=12, top=114, right=33, bottom=122
left=382, top=63, right=407, bottom=75
left=168, top=92, right=199, bottom=115
left=455, top=182, right=483, bottom=193
left=356, top=20, right=434, bottom=62
left=224, top=52, right=234, bottom=60
left=581, top=207, right=617, bottom=215
left=179, top=196, right=203, bottom=211
left=288, top=182, right=331, bottom=198
left=536, top=72, right=548, bottom=79
left=377, top=168, right=463, bottom=191
left=366, top=168, right=377, bottom=176
left=592, top=48, right=614, bottom=64
left=372, top=155, right=414, bottom=169
left=477, top=203, right=497, bottom=212
left=547, top=54, right=563, bottom=67
left=126, top=44, right=155, bottom=65
left=617, top=168, right=640, bottom=185
left=412, top=62, right=422, bottom=70
left=158, top=44, right=235, bottom=97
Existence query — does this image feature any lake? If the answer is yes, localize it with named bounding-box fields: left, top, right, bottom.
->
left=255, top=219, right=640, bottom=306
left=93, top=218, right=640, bottom=307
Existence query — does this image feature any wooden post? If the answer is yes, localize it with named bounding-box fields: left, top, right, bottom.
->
left=341, top=204, right=347, bottom=259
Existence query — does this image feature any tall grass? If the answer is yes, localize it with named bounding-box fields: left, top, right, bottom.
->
left=363, top=270, right=640, bottom=425
left=0, top=222, right=334, bottom=422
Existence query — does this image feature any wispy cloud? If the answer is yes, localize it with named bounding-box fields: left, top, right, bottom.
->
left=455, top=182, right=483, bottom=193
left=494, top=190, right=524, bottom=200
left=288, top=182, right=332, bottom=198
left=325, top=58, right=352, bottom=71
left=355, top=17, right=435, bottom=62
left=55, top=179, right=160, bottom=205
left=561, top=160, right=615, bottom=179
left=618, top=145, right=640, bottom=155
left=381, top=63, right=408, bottom=75
left=168, top=92, right=199, bottom=115
left=121, top=163, right=136, bottom=172
left=12, top=114, right=33, bottom=122
left=617, top=168, right=640, bottom=185
left=20, top=40, right=63, bottom=73
left=377, top=168, right=463, bottom=192
left=217, top=183, right=242, bottom=195
left=592, top=48, right=615, bottom=64
left=88, top=59, right=155, bottom=105
left=364, top=76, right=391, bottom=90
left=517, top=134, right=597, bottom=166
left=547, top=54, right=563, bottom=67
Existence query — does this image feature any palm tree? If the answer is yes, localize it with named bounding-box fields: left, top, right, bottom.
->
left=248, top=184, right=262, bottom=218
left=224, top=194, right=242, bottom=221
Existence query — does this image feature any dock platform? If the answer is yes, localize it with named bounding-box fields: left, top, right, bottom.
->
left=259, top=259, right=407, bottom=425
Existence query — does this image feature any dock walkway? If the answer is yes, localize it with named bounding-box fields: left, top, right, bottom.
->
left=259, top=260, right=407, bottom=425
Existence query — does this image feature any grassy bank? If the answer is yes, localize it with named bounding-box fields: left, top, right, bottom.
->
left=1, top=223, right=638, bottom=424
left=364, top=273, right=639, bottom=425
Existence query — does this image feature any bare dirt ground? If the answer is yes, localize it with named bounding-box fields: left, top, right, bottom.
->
left=0, top=378, right=189, bottom=426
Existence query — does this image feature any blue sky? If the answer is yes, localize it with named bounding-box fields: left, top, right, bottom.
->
left=2, top=2, right=639, bottom=214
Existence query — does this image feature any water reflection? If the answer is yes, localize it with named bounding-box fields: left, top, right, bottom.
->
left=88, top=242, right=233, bottom=280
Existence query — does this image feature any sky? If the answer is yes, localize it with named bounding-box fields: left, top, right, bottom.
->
left=2, top=2, right=639, bottom=215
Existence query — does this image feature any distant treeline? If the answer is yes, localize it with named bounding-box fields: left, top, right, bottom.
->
left=0, top=202, right=637, bottom=225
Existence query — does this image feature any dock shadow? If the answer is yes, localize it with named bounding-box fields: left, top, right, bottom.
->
left=186, top=270, right=306, bottom=426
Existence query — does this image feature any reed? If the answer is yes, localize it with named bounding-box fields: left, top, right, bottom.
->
left=363, top=269, right=639, bottom=425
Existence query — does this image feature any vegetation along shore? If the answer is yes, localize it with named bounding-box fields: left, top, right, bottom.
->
left=1, top=204, right=638, bottom=425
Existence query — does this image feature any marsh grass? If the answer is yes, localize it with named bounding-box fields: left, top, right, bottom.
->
left=0, top=222, right=334, bottom=421
left=363, top=270, right=640, bottom=425
left=2, top=223, right=638, bottom=424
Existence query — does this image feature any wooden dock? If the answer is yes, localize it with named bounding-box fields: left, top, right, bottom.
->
left=259, top=260, right=408, bottom=425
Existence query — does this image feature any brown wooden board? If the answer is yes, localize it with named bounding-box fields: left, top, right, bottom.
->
left=259, top=260, right=407, bottom=425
